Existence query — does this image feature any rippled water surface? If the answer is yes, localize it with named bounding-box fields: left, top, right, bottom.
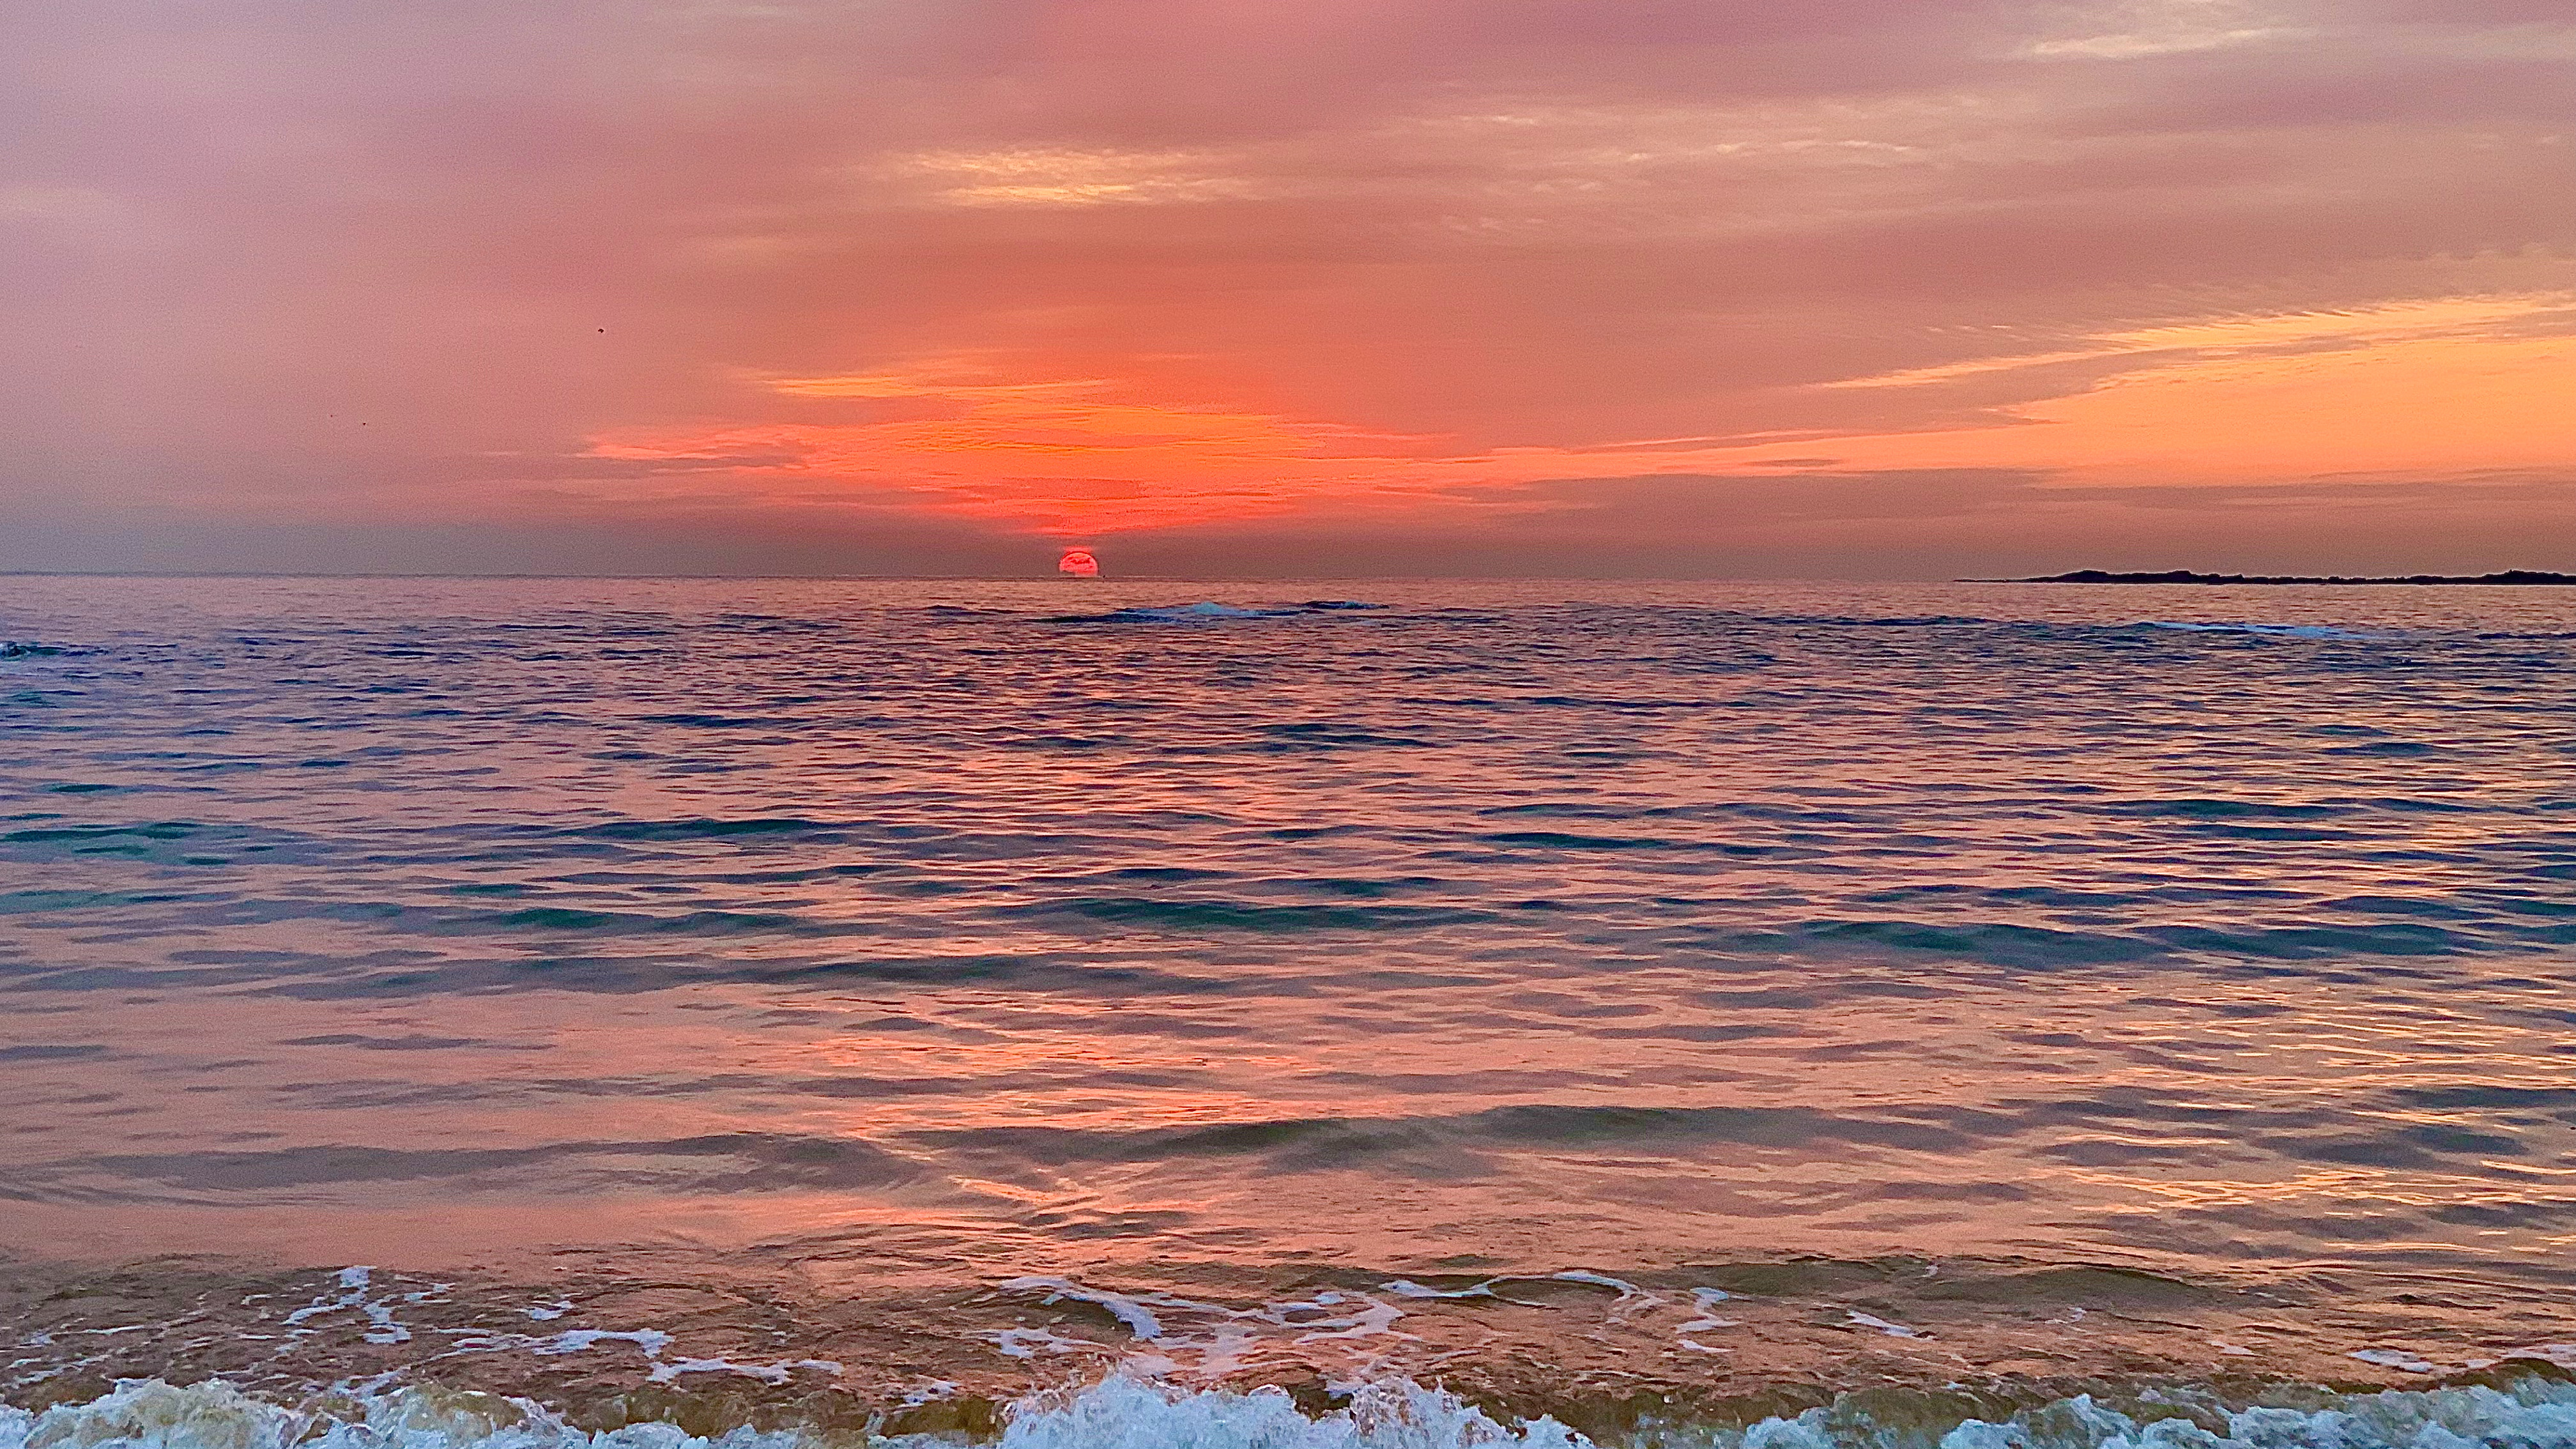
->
left=5, top=577, right=2575, bottom=1435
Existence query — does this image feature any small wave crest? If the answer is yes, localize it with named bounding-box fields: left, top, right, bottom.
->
left=2133, top=621, right=2384, bottom=640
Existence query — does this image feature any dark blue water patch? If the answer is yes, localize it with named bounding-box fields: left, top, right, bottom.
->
left=2339, top=794, right=2488, bottom=813
left=0, top=820, right=332, bottom=861
left=1000, top=732, right=1127, bottom=751
left=178, top=946, right=1256, bottom=1001
left=741, top=954, right=1248, bottom=995
left=2430, top=1199, right=2576, bottom=1229
left=1993, top=1087, right=2559, bottom=1174
left=705, top=613, right=843, bottom=634
left=2138, top=921, right=2486, bottom=958
left=2391, top=1085, right=2576, bottom=1111
left=631, top=714, right=807, bottom=730
left=2258, top=1123, right=2529, bottom=1169
left=258, top=1069, right=993, bottom=1113
left=533, top=818, right=1126, bottom=866
left=908, top=1100, right=1994, bottom=1174
left=1043, top=601, right=1372, bottom=625
left=279, top=1034, right=498, bottom=1051
left=0, top=888, right=201, bottom=914
left=2041, top=1139, right=2206, bottom=1167
left=1708, top=919, right=2168, bottom=967
left=1089, top=865, right=1235, bottom=883
left=475, top=906, right=821, bottom=937
left=1003, top=896, right=1496, bottom=932
left=2099, top=798, right=2348, bottom=820
left=2436, top=891, right=2568, bottom=926
left=565, top=816, right=847, bottom=841
left=1477, top=802, right=1657, bottom=820
left=1255, top=721, right=1439, bottom=749
left=2321, top=894, right=2490, bottom=920
left=1517, top=696, right=1719, bottom=712
left=0, top=1043, right=108, bottom=1062
left=1747, top=613, right=1997, bottom=629
left=1471, top=830, right=1786, bottom=855
left=12, top=1131, right=945, bottom=1202
left=0, top=819, right=213, bottom=861
left=1271, top=875, right=1451, bottom=899
left=1851, top=884, right=2159, bottom=909
left=2172, top=822, right=2375, bottom=842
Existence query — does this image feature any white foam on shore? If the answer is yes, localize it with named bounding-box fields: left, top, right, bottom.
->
left=1677, top=1288, right=1738, bottom=1353
left=1843, top=1310, right=1924, bottom=1339
left=440, top=1326, right=836, bottom=1386
left=11, top=1372, right=2576, bottom=1449
left=993, top=1277, right=1414, bottom=1378
left=281, top=1267, right=443, bottom=1347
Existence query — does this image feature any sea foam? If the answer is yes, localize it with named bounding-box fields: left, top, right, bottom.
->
left=9, top=1374, right=2576, bottom=1449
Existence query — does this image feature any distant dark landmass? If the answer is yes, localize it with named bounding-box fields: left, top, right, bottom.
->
left=1982, top=569, right=2576, bottom=585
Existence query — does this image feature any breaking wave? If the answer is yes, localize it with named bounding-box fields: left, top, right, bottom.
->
left=10, top=1372, right=2576, bottom=1449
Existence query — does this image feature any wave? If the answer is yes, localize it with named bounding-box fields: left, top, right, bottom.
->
left=4, top=1131, right=947, bottom=1203
left=10, top=1372, right=2576, bottom=1449
left=2132, top=622, right=2384, bottom=640
left=1745, top=613, right=1999, bottom=627
left=22, top=1081, right=2555, bottom=1203
left=1042, top=601, right=1389, bottom=624
left=1003, top=895, right=1495, bottom=931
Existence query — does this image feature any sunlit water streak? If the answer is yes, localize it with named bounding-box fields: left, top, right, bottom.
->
left=3, top=578, right=2573, bottom=1442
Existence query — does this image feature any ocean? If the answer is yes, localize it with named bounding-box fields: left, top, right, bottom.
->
left=4, top=576, right=2575, bottom=1449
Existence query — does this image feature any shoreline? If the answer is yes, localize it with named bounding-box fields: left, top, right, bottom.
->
left=9, top=1251, right=2576, bottom=1439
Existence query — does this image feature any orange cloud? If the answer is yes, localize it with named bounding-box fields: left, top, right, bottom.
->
left=590, top=356, right=1475, bottom=535
left=1791, top=294, right=2576, bottom=486
left=583, top=294, right=2576, bottom=539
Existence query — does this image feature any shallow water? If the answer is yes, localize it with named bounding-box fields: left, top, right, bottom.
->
left=4, top=578, right=2575, bottom=1439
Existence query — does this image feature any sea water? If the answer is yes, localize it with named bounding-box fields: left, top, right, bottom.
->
left=3, top=577, right=2574, bottom=1446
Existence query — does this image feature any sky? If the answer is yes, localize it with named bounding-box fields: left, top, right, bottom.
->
left=3, top=0, right=2572, bottom=578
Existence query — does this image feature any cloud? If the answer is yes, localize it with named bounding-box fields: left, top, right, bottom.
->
left=1, top=0, right=2570, bottom=574
left=1078, top=468, right=2576, bottom=578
